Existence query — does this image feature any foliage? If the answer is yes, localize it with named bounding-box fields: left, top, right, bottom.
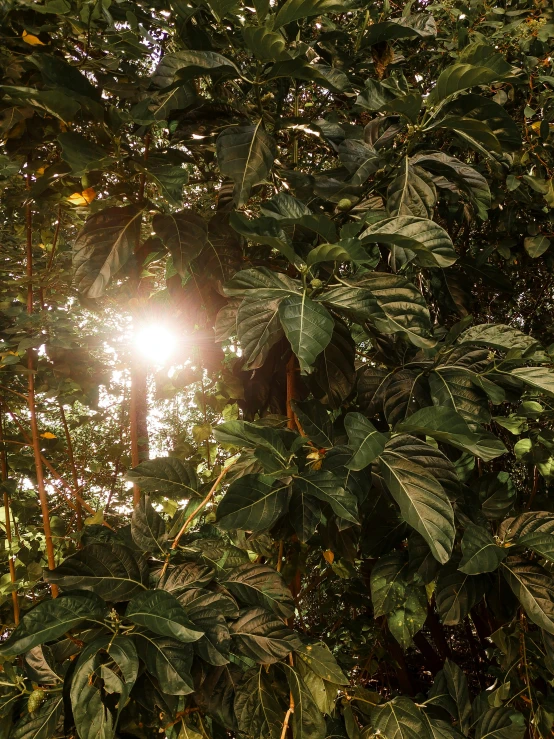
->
left=1, top=0, right=554, bottom=737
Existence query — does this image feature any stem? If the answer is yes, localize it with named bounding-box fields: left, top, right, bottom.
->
left=25, top=183, right=58, bottom=598
left=171, top=464, right=233, bottom=550
left=525, top=466, right=539, bottom=510
left=0, top=408, right=20, bottom=623
left=286, top=354, right=299, bottom=431
left=130, top=133, right=151, bottom=508
left=59, top=403, right=82, bottom=532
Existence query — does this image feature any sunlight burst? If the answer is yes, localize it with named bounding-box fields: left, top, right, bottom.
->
left=134, top=323, right=178, bottom=366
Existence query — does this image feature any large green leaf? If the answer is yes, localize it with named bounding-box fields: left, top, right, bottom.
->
left=235, top=668, right=286, bottom=739
left=10, top=696, right=63, bottom=739
left=370, top=696, right=429, bottom=739
left=359, top=216, right=457, bottom=268
left=230, top=607, right=301, bottom=663
left=398, top=406, right=506, bottom=461
left=435, top=563, right=486, bottom=625
left=131, top=496, right=168, bottom=555
left=135, top=633, right=194, bottom=694
left=293, top=470, right=358, bottom=523
left=152, top=50, right=240, bottom=87
left=290, top=399, right=333, bottom=448
left=289, top=488, right=324, bottom=543
left=216, top=474, right=290, bottom=531
left=321, top=273, right=433, bottom=348
left=379, top=440, right=455, bottom=564
left=338, top=140, right=380, bottom=185
left=0, top=592, right=108, bottom=657
left=126, top=590, right=204, bottom=642
left=73, top=205, right=142, bottom=298
left=58, top=131, right=111, bottom=175
left=127, top=457, right=198, bottom=498
left=295, top=643, right=349, bottom=685
left=501, top=556, right=554, bottom=635
left=284, top=663, right=327, bottom=739
left=237, top=296, right=285, bottom=370
left=474, top=707, right=525, bottom=739
left=224, top=563, right=295, bottom=618
left=216, top=123, right=277, bottom=207
left=70, top=636, right=138, bottom=739
left=511, top=367, right=554, bottom=396
left=279, top=293, right=334, bottom=374
left=223, top=267, right=300, bottom=300
left=44, top=542, right=149, bottom=601
left=458, top=523, right=507, bottom=575
left=344, top=413, right=387, bottom=471
left=388, top=158, right=436, bottom=218
left=152, top=210, right=208, bottom=277
left=459, top=324, right=540, bottom=354
left=443, top=660, right=471, bottom=735
left=410, top=151, right=491, bottom=220
left=273, top=0, right=344, bottom=28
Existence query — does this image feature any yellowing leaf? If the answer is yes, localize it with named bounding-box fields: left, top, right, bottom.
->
left=67, top=187, right=96, bottom=206
left=22, top=30, right=46, bottom=45
left=323, top=550, right=334, bottom=564
left=85, top=508, right=104, bottom=526
left=40, top=432, right=57, bottom=439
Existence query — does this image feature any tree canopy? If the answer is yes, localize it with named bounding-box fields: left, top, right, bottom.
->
left=1, top=0, right=554, bottom=737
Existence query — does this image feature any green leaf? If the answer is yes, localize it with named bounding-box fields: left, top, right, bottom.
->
left=475, top=707, right=525, bottom=739
left=126, top=590, right=204, bottom=642
left=501, top=556, right=554, bottom=635
left=459, top=324, right=540, bottom=354
left=284, top=663, right=327, bottom=739
left=10, top=696, right=63, bottom=739
left=290, top=399, right=333, bottom=448
left=235, top=668, right=286, bottom=739
left=370, top=696, right=430, bottom=739
left=289, top=489, right=323, bottom=543
left=73, top=205, right=142, bottom=298
left=127, top=457, right=198, bottom=498
left=71, top=636, right=138, bottom=739
left=363, top=17, right=436, bottom=46
left=30, top=53, right=100, bottom=101
left=279, top=293, right=334, bottom=374
left=0, top=85, right=81, bottom=122
left=135, top=633, right=194, bottom=694
left=274, top=0, right=345, bottom=29
left=443, top=660, right=471, bottom=735
left=436, top=563, right=486, bottom=625
left=0, top=592, right=108, bottom=656
left=295, top=643, right=349, bottom=685
left=230, top=607, right=301, bottom=663
left=242, top=26, right=289, bottom=61
left=223, top=267, right=300, bottom=300
left=224, top=563, right=295, bottom=618
left=379, top=439, right=455, bottom=564
left=344, top=413, right=387, bottom=471
left=152, top=210, right=208, bottom=277
left=511, top=367, right=554, bottom=396
left=58, top=132, right=111, bottom=176
left=152, top=50, right=240, bottom=87
left=216, top=474, right=290, bottom=531
left=131, top=496, right=168, bottom=554
left=518, top=532, right=554, bottom=563
left=411, top=151, right=491, bottom=220
left=293, top=470, right=358, bottom=523
left=321, top=273, right=434, bottom=349
left=237, top=296, right=285, bottom=370
left=213, top=421, right=294, bottom=458
left=398, top=406, right=506, bottom=462
left=387, top=158, right=436, bottom=219
left=338, top=140, right=380, bottom=185
left=360, top=216, right=457, bottom=268
left=216, top=123, right=277, bottom=207
left=524, top=235, right=550, bottom=258
left=309, top=318, right=356, bottom=409
left=458, top=524, right=507, bottom=575
left=230, top=211, right=300, bottom=266
left=44, top=542, right=148, bottom=601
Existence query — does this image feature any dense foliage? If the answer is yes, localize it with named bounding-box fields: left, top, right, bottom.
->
left=2, top=0, right=554, bottom=737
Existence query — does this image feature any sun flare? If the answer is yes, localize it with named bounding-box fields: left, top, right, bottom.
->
left=133, top=323, right=178, bottom=366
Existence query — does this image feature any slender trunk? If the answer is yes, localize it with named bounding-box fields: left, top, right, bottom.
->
left=0, top=409, right=20, bottom=623
left=130, top=134, right=151, bottom=507
left=286, top=354, right=298, bottom=431
left=25, top=188, right=58, bottom=596
left=59, top=402, right=82, bottom=532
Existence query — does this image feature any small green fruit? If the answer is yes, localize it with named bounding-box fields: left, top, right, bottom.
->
left=337, top=198, right=352, bottom=211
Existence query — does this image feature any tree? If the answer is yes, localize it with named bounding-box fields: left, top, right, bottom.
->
left=1, top=0, right=554, bottom=737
